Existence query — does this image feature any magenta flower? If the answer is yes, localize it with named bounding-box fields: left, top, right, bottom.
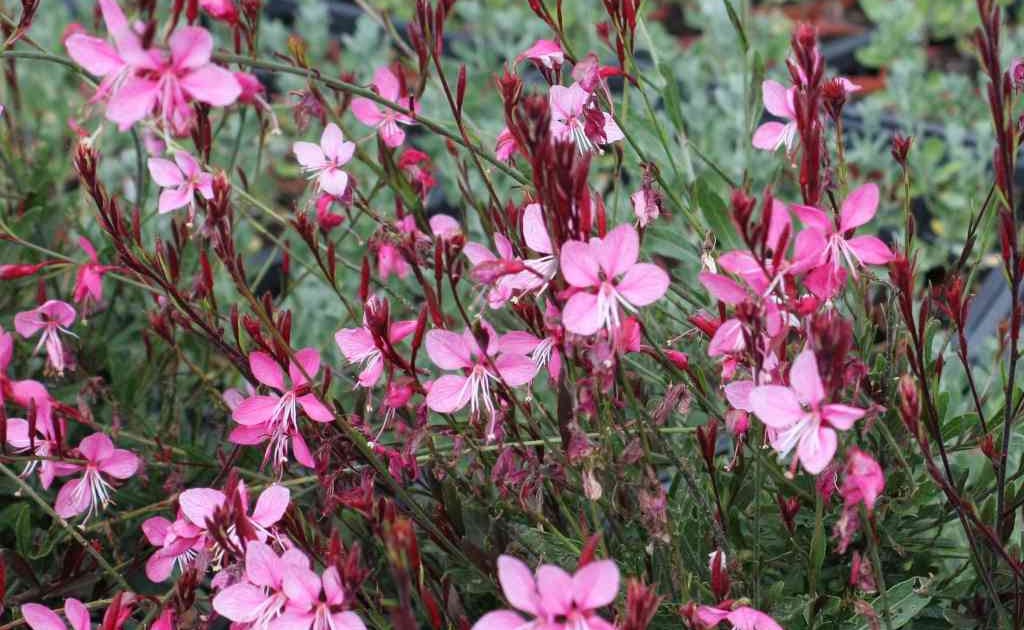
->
left=21, top=599, right=92, bottom=630
left=54, top=433, right=139, bottom=519
left=350, top=67, right=417, bottom=148
left=64, top=0, right=143, bottom=105
left=148, top=151, right=214, bottom=219
left=212, top=541, right=312, bottom=627
left=841, top=448, right=885, bottom=512
left=559, top=224, right=669, bottom=336
left=105, top=25, right=241, bottom=134
left=293, top=123, right=356, bottom=197
left=142, top=513, right=205, bottom=583
left=516, top=39, right=565, bottom=79
left=549, top=83, right=623, bottom=153
left=335, top=319, right=417, bottom=387
left=424, top=325, right=537, bottom=439
left=273, top=564, right=367, bottom=630
left=752, top=79, right=797, bottom=152
left=230, top=349, right=334, bottom=469
left=695, top=604, right=784, bottom=630
left=749, top=349, right=865, bottom=474
left=495, top=127, right=521, bottom=162
left=471, top=555, right=620, bottom=630
left=73, top=237, right=114, bottom=306
left=5, top=418, right=60, bottom=489
left=792, top=183, right=894, bottom=298
left=14, top=300, right=77, bottom=375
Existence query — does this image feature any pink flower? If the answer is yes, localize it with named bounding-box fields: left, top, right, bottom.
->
left=398, top=148, right=437, bottom=199
left=64, top=0, right=141, bottom=105
left=14, top=300, right=77, bottom=375
left=749, top=349, right=865, bottom=474
left=495, top=127, right=521, bottom=162
left=5, top=418, right=60, bottom=489
left=230, top=349, right=334, bottom=469
left=54, top=433, right=139, bottom=519
left=631, top=188, right=660, bottom=227
left=694, top=604, right=783, bottom=630
left=516, top=39, right=564, bottom=75
left=424, top=324, right=537, bottom=440
left=549, top=83, right=623, bottom=153
left=471, top=555, right=619, bottom=630
left=429, top=214, right=462, bottom=241
left=350, top=67, right=417, bottom=148
left=212, top=541, right=312, bottom=627
left=500, top=329, right=561, bottom=383
left=841, top=447, right=885, bottom=512
left=142, top=514, right=206, bottom=582
left=335, top=319, right=417, bottom=387
left=376, top=243, right=409, bottom=282
left=752, top=79, right=797, bottom=152
left=272, top=564, right=367, bottom=630
left=105, top=25, right=241, bottom=134
left=73, top=237, right=114, bottom=306
left=148, top=151, right=214, bottom=219
left=792, top=183, right=894, bottom=298
left=200, top=0, right=238, bottom=22
left=559, top=224, right=669, bottom=336
left=21, top=599, right=91, bottom=630
left=293, top=123, right=356, bottom=197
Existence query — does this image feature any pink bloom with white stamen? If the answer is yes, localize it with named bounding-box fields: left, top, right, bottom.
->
left=293, top=123, right=356, bottom=197
left=752, top=79, right=797, bottom=153
left=73, top=237, right=114, bottom=307
left=212, top=541, right=313, bottom=628
left=54, top=433, right=139, bottom=520
left=148, top=151, right=214, bottom=221
left=549, top=82, right=623, bottom=153
left=335, top=319, right=417, bottom=387
left=14, top=300, right=77, bottom=375
left=350, top=67, right=417, bottom=148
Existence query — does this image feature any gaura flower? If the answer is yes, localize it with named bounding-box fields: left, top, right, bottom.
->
left=841, top=447, right=885, bottom=512
left=749, top=349, right=865, bottom=474
left=148, top=151, right=214, bottom=219
left=471, top=555, right=620, bottom=630
left=350, top=67, right=417, bottom=148
left=495, top=127, right=521, bottom=162
left=21, top=599, right=92, bottom=630
left=64, top=0, right=143, bottom=105
left=5, top=417, right=60, bottom=489
left=752, top=79, right=797, bottom=153
left=14, top=300, right=77, bottom=375
left=694, top=604, right=784, bottom=630
left=516, top=39, right=565, bottom=69
left=230, top=349, right=334, bottom=469
left=792, top=183, right=894, bottom=299
left=560, top=223, right=669, bottom=336
left=549, top=82, right=623, bottom=153
left=73, top=237, right=114, bottom=306
left=293, top=123, right=356, bottom=197
left=272, top=564, right=367, bottom=630
left=212, top=541, right=313, bottom=628
left=55, top=433, right=139, bottom=520
left=335, top=319, right=417, bottom=387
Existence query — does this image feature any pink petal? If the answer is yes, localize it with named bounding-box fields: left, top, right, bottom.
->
left=288, top=348, right=321, bottom=388
left=373, top=66, right=401, bottom=102
left=499, top=331, right=541, bottom=355
left=572, top=560, right=620, bottom=609
left=251, top=484, right=290, bottom=528
left=291, top=432, right=316, bottom=468
left=766, top=199, right=792, bottom=252
left=243, top=540, right=280, bottom=586
left=536, top=565, right=574, bottom=615
left=562, top=291, right=602, bottom=336
left=20, top=605, right=67, bottom=630
left=727, top=607, right=784, bottom=630
left=319, top=169, right=350, bottom=197
left=323, top=567, right=346, bottom=606
left=789, top=349, right=824, bottom=406
left=282, top=565, right=322, bottom=608
left=146, top=551, right=177, bottom=583
left=173, top=151, right=202, bottom=178
left=522, top=203, right=553, bottom=254
left=229, top=424, right=268, bottom=445
left=425, top=330, right=473, bottom=370
left=158, top=186, right=192, bottom=213
left=749, top=385, right=804, bottom=428
left=335, top=328, right=376, bottom=361
left=847, top=236, right=894, bottom=265
left=790, top=228, right=827, bottom=273
left=761, top=80, right=793, bottom=118
left=560, top=240, right=600, bottom=288
left=249, top=352, right=284, bottom=390
left=180, top=65, right=241, bottom=107
left=298, top=394, right=334, bottom=422
left=212, top=583, right=266, bottom=623
left=13, top=310, right=43, bottom=338
left=350, top=98, right=384, bottom=125
left=357, top=357, right=384, bottom=387
left=55, top=478, right=91, bottom=518
left=40, top=300, right=76, bottom=327
left=321, top=123, right=354, bottom=163
left=379, top=120, right=406, bottom=148
left=496, top=555, right=539, bottom=615
left=822, top=404, right=865, bottom=431
left=791, top=204, right=833, bottom=234
left=169, top=27, right=213, bottom=70
left=751, top=122, right=786, bottom=151
left=389, top=320, right=418, bottom=344
left=600, top=113, right=624, bottom=143
left=494, top=234, right=515, bottom=261
left=470, top=611, right=529, bottom=630
left=78, top=432, right=114, bottom=462
left=616, top=263, right=669, bottom=307
left=699, top=271, right=746, bottom=305
left=99, top=448, right=139, bottom=479
left=595, top=224, right=639, bottom=279
left=179, top=488, right=225, bottom=527
left=233, top=395, right=281, bottom=426
left=331, top=612, right=367, bottom=630
left=839, top=183, right=879, bottom=232
left=495, top=353, right=538, bottom=387
left=463, top=242, right=497, bottom=267
left=798, top=426, right=837, bottom=474
left=724, top=380, right=755, bottom=412
left=425, top=375, right=472, bottom=413
left=105, top=77, right=159, bottom=129
left=293, top=141, right=326, bottom=169
left=63, top=600, right=90, bottom=630
left=66, top=34, right=123, bottom=76
left=142, top=516, right=171, bottom=546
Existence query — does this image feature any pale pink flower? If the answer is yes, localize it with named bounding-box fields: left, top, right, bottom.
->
left=105, top=24, right=241, bottom=134
left=0, top=328, right=56, bottom=426
left=471, top=555, right=619, bottom=630
left=841, top=447, right=885, bottom=512
left=212, top=541, right=312, bottom=627
left=695, top=604, right=783, bottom=630
left=516, top=39, right=564, bottom=71
left=55, top=433, right=139, bottom=519
left=500, top=328, right=561, bottom=383
left=549, top=83, right=623, bottom=153
left=142, top=513, right=206, bottom=582
left=293, top=123, right=356, bottom=197
left=792, top=183, right=894, bottom=299
left=230, top=349, right=334, bottom=469
left=148, top=151, right=214, bottom=220
left=631, top=188, right=660, bottom=227
left=424, top=324, right=537, bottom=439
left=559, top=224, right=669, bottom=336
left=428, top=213, right=462, bottom=241
left=21, top=599, right=91, bottom=630
left=14, top=300, right=77, bottom=375
left=73, top=237, right=114, bottom=306
left=464, top=234, right=525, bottom=308
left=749, top=349, right=865, bottom=474
left=5, top=418, right=60, bottom=489
left=752, top=79, right=797, bottom=152
left=350, top=67, right=417, bottom=148
left=272, top=564, right=367, bottom=630
left=335, top=319, right=417, bottom=387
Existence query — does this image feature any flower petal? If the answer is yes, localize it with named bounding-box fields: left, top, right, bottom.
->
left=293, top=141, right=326, bottom=169
left=180, top=65, right=242, bottom=107
left=425, top=330, right=473, bottom=370
left=213, top=583, right=266, bottom=623
left=20, top=604, right=67, bottom=630
left=99, top=449, right=139, bottom=479
left=560, top=240, right=600, bottom=288
left=249, top=352, right=285, bottom=390
left=148, top=158, right=184, bottom=187
left=561, top=291, right=602, bottom=336
left=798, top=426, right=837, bottom=474
left=839, top=183, right=879, bottom=232
left=789, top=349, right=824, bottom=406
left=496, top=555, right=539, bottom=615
left=595, top=224, right=639, bottom=279
left=752, top=122, right=786, bottom=151
left=169, top=26, right=213, bottom=70
left=105, top=77, right=159, bottom=129
left=847, top=236, right=894, bottom=265
left=762, top=80, right=793, bottom=118
left=616, top=263, right=669, bottom=307
left=297, top=394, right=334, bottom=422
left=572, top=560, right=620, bottom=609
left=55, top=478, right=91, bottom=519
left=522, top=203, right=553, bottom=254
left=495, top=353, right=538, bottom=387
left=178, top=488, right=225, bottom=527
left=749, top=385, right=804, bottom=429
left=233, top=395, right=281, bottom=426
left=350, top=98, right=384, bottom=125
left=425, top=375, right=471, bottom=413
left=289, top=348, right=321, bottom=387
left=251, top=484, right=290, bottom=528
left=66, top=34, right=123, bottom=76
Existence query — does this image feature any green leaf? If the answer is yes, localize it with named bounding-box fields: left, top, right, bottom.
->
left=721, top=0, right=748, bottom=54
left=854, top=577, right=934, bottom=629
left=694, top=177, right=740, bottom=250
left=14, top=503, right=32, bottom=557
left=659, top=63, right=686, bottom=134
